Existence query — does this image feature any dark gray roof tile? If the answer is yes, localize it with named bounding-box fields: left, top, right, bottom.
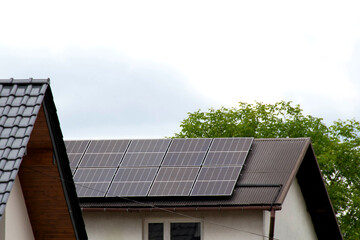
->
left=1, top=129, right=11, bottom=136
left=0, top=171, right=12, bottom=182
left=23, top=106, right=35, bottom=116
left=0, top=183, right=6, bottom=192
left=0, top=139, right=7, bottom=148
left=3, top=160, right=16, bottom=171
left=0, top=79, right=48, bottom=220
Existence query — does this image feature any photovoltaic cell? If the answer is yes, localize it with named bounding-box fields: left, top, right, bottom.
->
left=127, top=139, right=171, bottom=153
left=191, top=180, right=236, bottom=196
left=74, top=168, right=116, bottom=182
left=202, top=152, right=248, bottom=166
left=196, top=166, right=242, bottom=181
left=113, top=168, right=158, bottom=182
left=107, top=182, right=153, bottom=197
left=162, top=152, right=206, bottom=166
left=65, top=140, right=90, bottom=153
left=209, top=138, right=253, bottom=152
left=79, top=153, right=124, bottom=167
left=149, top=181, right=194, bottom=196
left=121, top=152, right=165, bottom=167
left=154, top=167, right=199, bottom=181
left=76, top=182, right=111, bottom=197
left=86, top=140, right=130, bottom=153
left=168, top=138, right=212, bottom=152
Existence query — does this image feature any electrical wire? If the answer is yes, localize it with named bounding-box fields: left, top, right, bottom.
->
left=22, top=165, right=280, bottom=240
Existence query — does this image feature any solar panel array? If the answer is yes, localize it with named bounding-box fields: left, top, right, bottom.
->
left=66, top=138, right=253, bottom=198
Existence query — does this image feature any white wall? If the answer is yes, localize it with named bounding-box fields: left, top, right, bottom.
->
left=272, top=178, right=317, bottom=240
left=83, top=210, right=265, bottom=240
left=2, top=176, right=35, bottom=240
left=84, top=179, right=318, bottom=240
left=83, top=211, right=143, bottom=240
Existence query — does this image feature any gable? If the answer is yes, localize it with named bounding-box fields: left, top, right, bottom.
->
left=0, top=79, right=87, bottom=239
left=272, top=178, right=317, bottom=239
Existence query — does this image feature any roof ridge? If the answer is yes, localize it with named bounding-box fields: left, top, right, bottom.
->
left=0, top=78, right=50, bottom=84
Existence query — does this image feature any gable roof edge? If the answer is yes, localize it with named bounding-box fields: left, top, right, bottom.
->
left=296, top=143, right=343, bottom=239
left=42, top=87, right=88, bottom=240
left=275, top=137, right=311, bottom=204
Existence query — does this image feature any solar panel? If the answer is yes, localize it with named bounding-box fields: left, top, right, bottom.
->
left=68, top=154, right=84, bottom=168
left=191, top=180, right=237, bottom=196
left=168, top=138, right=212, bottom=152
left=202, top=151, right=248, bottom=166
left=106, top=168, right=158, bottom=197
left=65, top=140, right=90, bottom=172
left=148, top=167, right=199, bottom=196
left=161, top=138, right=211, bottom=167
left=121, top=153, right=166, bottom=167
left=191, top=166, right=242, bottom=196
left=73, top=168, right=116, bottom=197
left=65, top=140, right=90, bottom=153
left=154, top=167, right=199, bottom=181
left=209, top=138, right=253, bottom=152
left=80, top=140, right=130, bottom=167
left=69, top=138, right=254, bottom=198
left=149, top=181, right=195, bottom=196
left=113, top=168, right=158, bottom=182
left=120, top=139, right=170, bottom=167
left=86, top=140, right=129, bottom=153
left=162, top=152, right=206, bottom=166
left=75, top=182, right=112, bottom=197
left=190, top=138, right=253, bottom=196
left=80, top=153, right=125, bottom=168
left=127, top=139, right=171, bottom=152
left=196, top=166, right=242, bottom=181
left=107, top=182, right=153, bottom=197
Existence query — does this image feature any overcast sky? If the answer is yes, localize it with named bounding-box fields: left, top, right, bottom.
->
left=1, top=0, right=360, bottom=139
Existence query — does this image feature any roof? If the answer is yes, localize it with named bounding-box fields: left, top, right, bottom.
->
left=68, top=138, right=342, bottom=240
left=0, top=79, right=48, bottom=216
left=0, top=79, right=87, bottom=239
left=74, top=138, right=307, bottom=207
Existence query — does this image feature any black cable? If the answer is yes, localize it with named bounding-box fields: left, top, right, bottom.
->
left=21, top=165, right=280, bottom=240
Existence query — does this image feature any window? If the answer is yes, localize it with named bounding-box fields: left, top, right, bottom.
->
left=149, top=223, right=164, bottom=240
left=146, top=220, right=202, bottom=240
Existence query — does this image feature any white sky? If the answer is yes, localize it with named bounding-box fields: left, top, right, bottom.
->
left=1, top=0, right=360, bottom=139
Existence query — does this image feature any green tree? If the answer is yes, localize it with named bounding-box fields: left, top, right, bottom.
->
left=174, top=101, right=360, bottom=239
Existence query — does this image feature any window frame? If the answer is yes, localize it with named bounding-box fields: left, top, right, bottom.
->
left=144, top=217, right=203, bottom=240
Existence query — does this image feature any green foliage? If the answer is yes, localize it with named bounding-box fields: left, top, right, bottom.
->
left=175, top=101, right=360, bottom=239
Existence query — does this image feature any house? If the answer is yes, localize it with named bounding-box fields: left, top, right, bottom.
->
left=0, top=79, right=87, bottom=239
left=65, top=138, right=343, bottom=240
